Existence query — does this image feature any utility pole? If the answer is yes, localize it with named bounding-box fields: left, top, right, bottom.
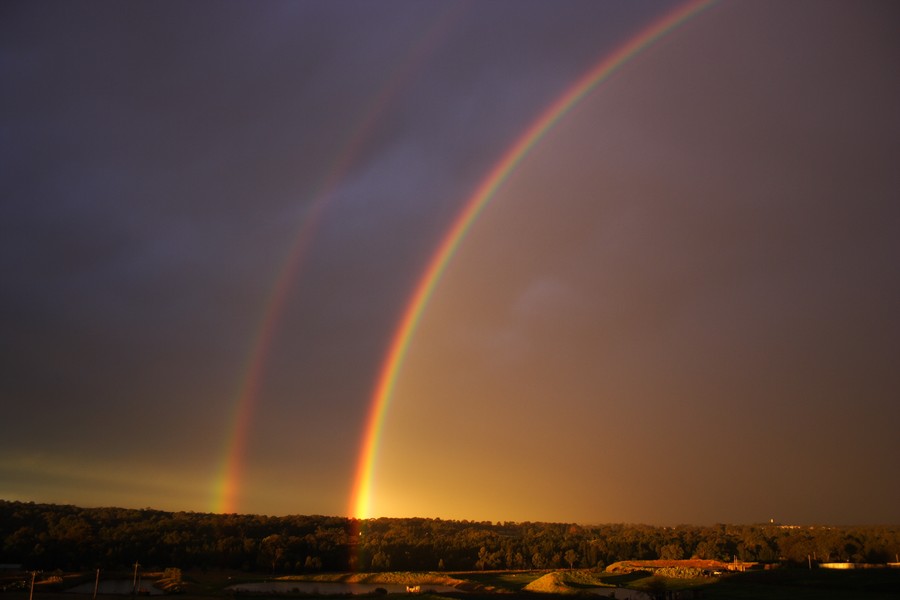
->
left=132, top=562, right=140, bottom=596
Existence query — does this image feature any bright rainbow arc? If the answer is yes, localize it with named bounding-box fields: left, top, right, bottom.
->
left=350, top=0, right=716, bottom=519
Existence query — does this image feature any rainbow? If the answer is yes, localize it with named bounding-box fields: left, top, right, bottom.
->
left=349, top=0, right=716, bottom=519
left=210, top=5, right=468, bottom=515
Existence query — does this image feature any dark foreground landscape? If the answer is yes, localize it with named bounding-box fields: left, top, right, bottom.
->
left=5, top=567, right=900, bottom=600
left=2, top=501, right=899, bottom=599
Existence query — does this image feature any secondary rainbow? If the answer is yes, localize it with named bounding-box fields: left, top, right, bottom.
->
left=210, top=6, right=467, bottom=515
left=349, top=0, right=716, bottom=519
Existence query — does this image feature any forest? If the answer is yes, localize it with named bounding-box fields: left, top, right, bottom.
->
left=2, top=500, right=898, bottom=573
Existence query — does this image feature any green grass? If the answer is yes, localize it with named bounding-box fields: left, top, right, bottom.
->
left=571, top=570, right=646, bottom=587
left=450, top=571, right=543, bottom=591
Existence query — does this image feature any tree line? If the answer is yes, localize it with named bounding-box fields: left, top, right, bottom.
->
left=2, top=501, right=898, bottom=573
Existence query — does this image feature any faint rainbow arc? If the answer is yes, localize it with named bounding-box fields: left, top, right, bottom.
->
left=350, top=0, right=716, bottom=519
left=210, top=5, right=469, bottom=515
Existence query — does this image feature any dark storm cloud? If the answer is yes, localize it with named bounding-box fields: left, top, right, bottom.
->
left=0, top=1, right=430, bottom=467
left=0, top=0, right=672, bottom=345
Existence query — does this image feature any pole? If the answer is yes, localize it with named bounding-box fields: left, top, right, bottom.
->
left=93, top=568, right=100, bottom=600
left=29, top=571, right=36, bottom=600
left=132, top=562, right=140, bottom=596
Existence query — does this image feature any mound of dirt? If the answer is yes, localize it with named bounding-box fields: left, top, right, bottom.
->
left=606, top=559, right=754, bottom=576
left=522, top=573, right=574, bottom=594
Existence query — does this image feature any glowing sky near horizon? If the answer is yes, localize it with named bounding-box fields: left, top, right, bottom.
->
left=1, top=0, right=899, bottom=526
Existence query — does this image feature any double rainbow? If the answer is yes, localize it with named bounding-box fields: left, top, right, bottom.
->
left=211, top=5, right=467, bottom=514
left=349, top=0, right=716, bottom=519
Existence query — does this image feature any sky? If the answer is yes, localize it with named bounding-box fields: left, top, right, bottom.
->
left=1, top=0, right=899, bottom=526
